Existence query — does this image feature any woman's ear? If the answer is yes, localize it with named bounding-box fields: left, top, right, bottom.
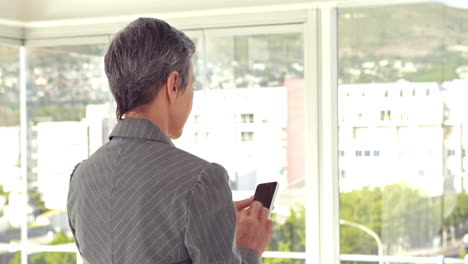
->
left=165, top=71, right=180, bottom=103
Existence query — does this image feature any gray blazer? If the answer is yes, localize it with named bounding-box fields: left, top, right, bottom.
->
left=67, top=118, right=259, bottom=264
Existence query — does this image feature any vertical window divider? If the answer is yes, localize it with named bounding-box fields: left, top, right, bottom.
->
left=304, top=7, right=321, bottom=264
left=19, top=46, right=28, bottom=264
left=317, top=5, right=340, bottom=264
left=304, top=6, right=340, bottom=264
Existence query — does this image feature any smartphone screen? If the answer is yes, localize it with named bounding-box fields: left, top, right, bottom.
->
left=253, top=182, right=278, bottom=214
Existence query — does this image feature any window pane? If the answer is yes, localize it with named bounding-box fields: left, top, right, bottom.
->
left=262, top=258, right=305, bottom=264
left=27, top=251, right=76, bottom=264
left=1, top=251, right=20, bottom=263
left=175, top=31, right=306, bottom=259
left=205, top=33, right=303, bottom=89
left=192, top=38, right=203, bottom=92
left=339, top=3, right=468, bottom=262
left=0, top=45, right=21, bottom=245
left=26, top=44, right=112, bottom=245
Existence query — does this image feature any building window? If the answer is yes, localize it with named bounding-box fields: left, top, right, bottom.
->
left=241, top=131, right=254, bottom=142
left=241, top=113, right=254, bottom=123
left=374, top=150, right=380, bottom=157
left=355, top=151, right=362, bottom=157
left=364, top=150, right=371, bottom=157
left=381, top=110, right=391, bottom=121
left=340, top=150, right=345, bottom=157
left=193, top=114, right=200, bottom=124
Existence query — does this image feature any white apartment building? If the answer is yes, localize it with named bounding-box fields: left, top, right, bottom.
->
left=32, top=103, right=115, bottom=210
left=175, top=87, right=289, bottom=199
left=338, top=81, right=468, bottom=196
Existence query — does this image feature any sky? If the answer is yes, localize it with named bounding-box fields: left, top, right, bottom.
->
left=442, top=0, right=468, bottom=9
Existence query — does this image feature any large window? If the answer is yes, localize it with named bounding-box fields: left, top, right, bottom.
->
left=7, top=2, right=468, bottom=263
left=0, top=45, right=21, bottom=263
left=175, top=28, right=306, bottom=263
left=338, top=2, right=468, bottom=263
left=24, top=44, right=110, bottom=262
left=0, top=26, right=307, bottom=262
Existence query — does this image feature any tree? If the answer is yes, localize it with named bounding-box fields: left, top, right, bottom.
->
left=9, top=232, right=76, bottom=264
left=263, top=206, right=305, bottom=264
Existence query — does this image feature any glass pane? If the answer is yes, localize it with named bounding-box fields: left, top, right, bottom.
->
left=2, top=251, right=20, bottom=264
left=175, top=31, right=305, bottom=259
left=0, top=45, right=21, bottom=245
left=27, top=251, right=76, bottom=264
left=262, top=258, right=305, bottom=264
left=26, top=44, right=112, bottom=245
left=339, top=2, right=468, bottom=262
left=192, top=38, right=203, bottom=92
left=205, top=33, right=303, bottom=89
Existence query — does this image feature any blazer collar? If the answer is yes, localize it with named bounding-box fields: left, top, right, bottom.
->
left=109, top=118, right=174, bottom=146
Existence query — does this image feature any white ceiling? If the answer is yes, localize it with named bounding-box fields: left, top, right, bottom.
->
left=0, top=0, right=22, bottom=21
left=1, top=0, right=352, bottom=22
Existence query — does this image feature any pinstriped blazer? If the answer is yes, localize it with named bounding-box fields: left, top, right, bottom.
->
left=67, top=118, right=259, bottom=264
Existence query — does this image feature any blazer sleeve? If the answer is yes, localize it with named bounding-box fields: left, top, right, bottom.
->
left=184, top=163, right=259, bottom=264
left=68, top=161, right=84, bottom=253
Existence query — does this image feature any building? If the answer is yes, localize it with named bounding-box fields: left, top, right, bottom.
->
left=175, top=87, right=289, bottom=200
left=338, top=81, right=446, bottom=195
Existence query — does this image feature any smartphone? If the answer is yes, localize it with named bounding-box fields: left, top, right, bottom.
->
left=253, top=182, right=279, bottom=218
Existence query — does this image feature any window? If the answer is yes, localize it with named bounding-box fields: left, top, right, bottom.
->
left=0, top=45, right=21, bottom=248
left=240, top=113, right=254, bottom=123
left=175, top=30, right=305, bottom=262
left=340, top=170, right=346, bottom=179
left=193, top=114, right=200, bottom=124
left=0, top=27, right=305, bottom=262
left=23, top=44, right=110, bottom=262
left=241, top=131, right=254, bottom=142
left=339, top=3, right=468, bottom=263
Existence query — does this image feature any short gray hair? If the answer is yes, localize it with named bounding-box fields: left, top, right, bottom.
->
left=105, top=17, right=196, bottom=120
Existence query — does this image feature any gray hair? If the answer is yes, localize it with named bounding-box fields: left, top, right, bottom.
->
left=105, top=17, right=196, bottom=120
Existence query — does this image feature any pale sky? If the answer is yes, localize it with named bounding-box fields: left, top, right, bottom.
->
left=442, top=0, right=468, bottom=9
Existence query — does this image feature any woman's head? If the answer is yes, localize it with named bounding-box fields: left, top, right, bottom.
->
left=105, top=17, right=196, bottom=121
